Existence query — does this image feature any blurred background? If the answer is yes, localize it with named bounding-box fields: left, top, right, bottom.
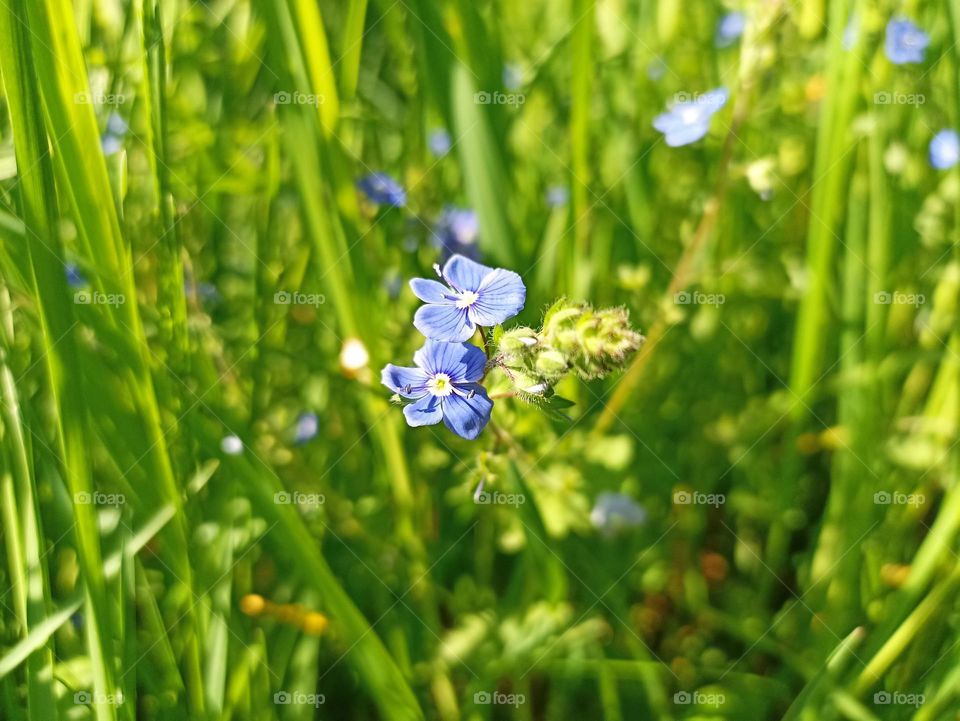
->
left=0, top=0, right=958, bottom=719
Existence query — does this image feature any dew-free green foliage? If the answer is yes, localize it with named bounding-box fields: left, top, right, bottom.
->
left=0, top=1, right=959, bottom=720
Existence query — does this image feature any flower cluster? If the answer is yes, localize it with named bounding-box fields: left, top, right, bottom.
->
left=382, top=261, right=643, bottom=440
left=382, top=254, right=526, bottom=439
left=497, top=300, right=644, bottom=396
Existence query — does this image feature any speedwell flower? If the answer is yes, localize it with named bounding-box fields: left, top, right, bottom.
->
left=381, top=340, right=493, bottom=439
left=357, top=172, right=406, bottom=207
left=432, top=207, right=480, bottom=260
left=885, top=18, right=928, bottom=65
left=653, top=88, right=728, bottom=147
left=716, top=12, right=745, bottom=48
left=930, top=130, right=960, bottom=170
left=410, top=254, right=526, bottom=342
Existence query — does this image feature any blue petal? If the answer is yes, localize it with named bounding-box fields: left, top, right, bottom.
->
left=457, top=344, right=488, bottom=383
left=442, top=254, right=494, bottom=292
left=469, top=269, right=526, bottom=326
left=414, top=303, right=475, bottom=342
left=441, top=386, right=493, bottom=440
left=410, top=278, right=452, bottom=303
left=664, top=120, right=711, bottom=147
left=413, top=340, right=466, bottom=375
left=403, top=395, right=443, bottom=427
left=381, top=364, right=430, bottom=398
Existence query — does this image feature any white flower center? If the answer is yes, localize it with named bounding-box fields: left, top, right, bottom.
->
left=455, top=290, right=479, bottom=308
left=427, top=372, right=455, bottom=397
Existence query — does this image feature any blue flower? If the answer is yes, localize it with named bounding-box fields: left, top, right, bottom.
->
left=357, top=172, right=406, bottom=207
left=432, top=206, right=480, bottom=260
left=65, top=262, right=86, bottom=288
left=410, top=254, right=526, bottom=342
left=546, top=185, right=569, bottom=208
left=381, top=340, right=493, bottom=439
left=503, top=63, right=522, bottom=91
left=930, top=130, right=960, bottom=170
left=716, top=12, right=746, bottom=48
left=885, top=18, right=928, bottom=65
left=101, top=112, right=128, bottom=156
left=428, top=129, right=452, bottom=157
left=653, top=88, right=728, bottom=147
left=590, top=492, right=646, bottom=538
left=294, top=412, right=319, bottom=444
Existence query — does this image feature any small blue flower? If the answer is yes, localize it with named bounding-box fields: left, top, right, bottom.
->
left=885, top=18, right=929, bottom=65
left=65, top=262, right=86, bottom=288
left=653, top=88, right=728, bottom=147
left=106, top=113, right=129, bottom=136
left=930, top=130, right=960, bottom=170
left=546, top=185, right=570, bottom=208
left=293, top=412, right=319, bottom=444
left=716, top=12, right=746, bottom=48
left=428, top=129, right=452, bottom=157
left=503, top=63, right=523, bottom=91
left=101, top=112, right=128, bottom=156
left=357, top=172, right=406, bottom=207
left=590, top=492, right=646, bottom=538
left=432, top=206, right=480, bottom=260
left=382, top=340, right=493, bottom=439
left=410, top=254, right=526, bottom=342
left=647, top=57, right=668, bottom=81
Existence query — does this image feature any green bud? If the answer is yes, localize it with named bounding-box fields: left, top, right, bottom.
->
left=535, top=350, right=568, bottom=377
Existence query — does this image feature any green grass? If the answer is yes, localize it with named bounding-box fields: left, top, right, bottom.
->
left=1, top=0, right=960, bottom=719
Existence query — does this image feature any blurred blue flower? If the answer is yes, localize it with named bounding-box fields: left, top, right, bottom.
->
left=546, top=185, right=569, bottom=208
left=653, top=88, right=728, bottom=147
left=842, top=14, right=859, bottom=50
left=428, top=128, right=452, bottom=157
left=590, top=492, right=646, bottom=538
left=432, top=206, right=480, bottom=260
left=410, top=254, right=526, bottom=342
left=930, top=130, right=960, bottom=170
left=381, top=340, right=492, bottom=439
left=357, top=172, right=406, bottom=207
left=885, top=18, right=928, bottom=65
left=647, top=57, right=668, bottom=81
left=716, top=12, right=746, bottom=48
left=294, top=412, right=319, bottom=444
left=65, top=262, right=86, bottom=287
left=503, top=63, right=522, bottom=91
left=101, top=112, right=128, bottom=156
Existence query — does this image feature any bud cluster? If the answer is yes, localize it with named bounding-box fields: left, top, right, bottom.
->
left=496, top=300, right=644, bottom=396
